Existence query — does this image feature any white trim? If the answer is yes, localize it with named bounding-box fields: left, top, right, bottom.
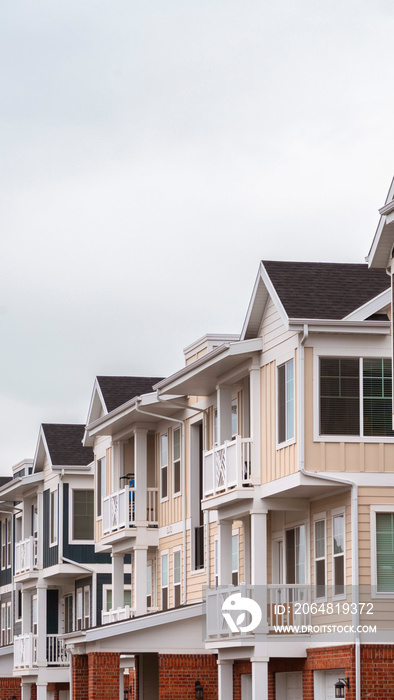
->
left=173, top=546, right=182, bottom=607
left=313, top=513, right=327, bottom=602
left=69, top=487, right=95, bottom=545
left=277, top=357, right=295, bottom=448
left=331, top=507, right=346, bottom=601
left=343, top=288, right=391, bottom=321
left=172, top=427, right=182, bottom=499
left=370, top=505, right=394, bottom=598
left=160, top=433, right=169, bottom=503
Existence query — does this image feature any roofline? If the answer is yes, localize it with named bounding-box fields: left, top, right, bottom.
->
left=240, top=262, right=290, bottom=340
left=183, top=333, right=239, bottom=355
left=288, top=318, right=390, bottom=334
left=0, top=472, right=44, bottom=499
left=343, top=287, right=391, bottom=321
left=367, top=176, right=394, bottom=267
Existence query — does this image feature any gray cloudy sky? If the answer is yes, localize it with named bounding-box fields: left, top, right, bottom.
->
left=1, top=0, right=394, bottom=472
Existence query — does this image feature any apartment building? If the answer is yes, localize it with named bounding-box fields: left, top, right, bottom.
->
left=1, top=179, right=394, bottom=700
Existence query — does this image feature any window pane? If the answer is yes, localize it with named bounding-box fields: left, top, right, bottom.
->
left=316, top=560, right=325, bottom=598
left=363, top=359, right=394, bottom=437
left=334, top=555, right=344, bottom=596
left=376, top=513, right=394, bottom=592
left=286, top=360, right=295, bottom=440
left=296, top=525, right=306, bottom=585
left=161, top=435, right=168, bottom=466
left=333, top=515, right=344, bottom=555
left=315, top=520, right=325, bottom=559
left=161, top=555, right=168, bottom=586
left=320, top=358, right=359, bottom=435
left=231, top=401, right=238, bottom=438
left=173, top=428, right=181, bottom=461
left=174, top=551, right=181, bottom=585
left=278, top=365, right=286, bottom=443
left=124, top=590, right=131, bottom=607
left=73, top=490, right=94, bottom=540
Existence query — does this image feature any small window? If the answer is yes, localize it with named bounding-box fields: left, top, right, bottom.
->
left=72, top=490, right=94, bottom=541
left=161, top=554, right=169, bottom=611
left=214, top=538, right=218, bottom=587
left=76, top=585, right=91, bottom=630
left=6, top=520, right=11, bottom=568
left=333, top=513, right=345, bottom=597
left=1, top=604, right=5, bottom=646
left=147, top=561, right=153, bottom=609
left=213, top=408, right=218, bottom=445
left=160, top=435, right=168, bottom=501
left=65, top=594, right=74, bottom=633
left=6, top=602, right=11, bottom=645
left=1, top=522, right=5, bottom=570
left=173, top=550, right=181, bottom=607
left=278, top=359, right=295, bottom=443
left=50, top=491, right=58, bottom=546
left=231, top=399, right=238, bottom=439
left=32, top=595, right=38, bottom=634
left=76, top=589, right=83, bottom=630
left=376, top=512, right=394, bottom=593
left=97, top=457, right=106, bottom=518
left=232, top=533, right=239, bottom=586
left=16, top=589, right=22, bottom=622
left=173, top=428, right=181, bottom=496
left=84, top=587, right=90, bottom=629
left=314, top=519, right=326, bottom=599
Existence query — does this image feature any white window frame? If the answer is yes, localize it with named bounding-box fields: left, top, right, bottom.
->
left=214, top=537, right=219, bottom=587
left=6, top=519, right=11, bottom=569
left=32, top=594, right=38, bottom=635
left=173, top=547, right=182, bottom=607
left=160, top=434, right=168, bottom=502
left=284, top=522, right=307, bottom=585
left=232, top=531, right=239, bottom=586
left=1, top=521, right=5, bottom=570
left=277, top=357, right=295, bottom=448
left=231, top=398, right=239, bottom=439
left=16, top=588, right=22, bottom=623
left=50, top=489, right=58, bottom=546
left=213, top=408, right=218, bottom=445
left=332, top=507, right=346, bottom=600
left=314, top=352, right=394, bottom=443
left=370, top=505, right=394, bottom=598
left=172, top=428, right=182, bottom=498
left=96, top=456, right=106, bottom=520
left=313, top=513, right=327, bottom=601
left=64, top=593, right=74, bottom=633
left=70, top=488, right=94, bottom=544
left=102, top=584, right=132, bottom=612
left=161, top=551, right=169, bottom=610
left=147, top=560, right=154, bottom=610
left=76, top=588, right=83, bottom=630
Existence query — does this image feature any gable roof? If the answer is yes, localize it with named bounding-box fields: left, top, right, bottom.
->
left=41, top=424, right=93, bottom=467
left=97, top=376, right=164, bottom=413
left=367, top=175, right=394, bottom=269
left=242, top=260, right=390, bottom=340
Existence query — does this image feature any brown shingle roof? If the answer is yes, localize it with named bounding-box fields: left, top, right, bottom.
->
left=42, top=424, right=93, bottom=466
left=262, top=261, right=390, bottom=320
left=97, top=376, right=164, bottom=413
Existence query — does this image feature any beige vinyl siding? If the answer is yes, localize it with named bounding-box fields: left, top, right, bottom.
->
left=158, top=428, right=183, bottom=527
left=259, top=297, right=298, bottom=351
left=261, top=359, right=298, bottom=483
left=304, top=347, right=394, bottom=473
left=310, top=492, right=352, bottom=589
left=358, top=487, right=394, bottom=586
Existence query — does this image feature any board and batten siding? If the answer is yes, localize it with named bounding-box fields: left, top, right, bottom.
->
left=259, top=296, right=298, bottom=352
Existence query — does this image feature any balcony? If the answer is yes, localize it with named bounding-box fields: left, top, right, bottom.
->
left=101, top=605, right=135, bottom=624
left=15, top=537, right=38, bottom=575
left=205, top=584, right=310, bottom=640
left=14, top=634, right=69, bottom=668
left=102, top=487, right=158, bottom=535
left=203, top=437, right=255, bottom=498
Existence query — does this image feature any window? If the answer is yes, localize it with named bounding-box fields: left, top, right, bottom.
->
left=285, top=525, right=305, bottom=584
left=231, top=399, right=238, bottom=439
left=161, top=554, right=169, bottom=611
left=160, top=435, right=168, bottom=501
left=1, top=602, right=10, bottom=646
left=173, top=549, right=181, bottom=607
left=97, top=456, right=106, bottom=518
left=278, top=359, right=295, bottom=443
left=1, top=522, right=5, bottom=570
left=332, top=512, right=345, bottom=597
left=173, top=428, right=181, bottom=496
left=232, top=533, right=239, bottom=586
left=16, top=589, right=22, bottom=622
left=103, top=587, right=132, bottom=612
left=65, top=594, right=74, bottom=633
left=314, top=519, right=326, bottom=599
left=7, top=519, right=11, bottom=567
left=72, top=490, right=94, bottom=541
left=76, top=585, right=91, bottom=630
left=32, top=595, right=38, bottom=634
left=147, top=561, right=153, bottom=609
left=213, top=408, right=218, bottom=445
left=214, top=538, right=218, bottom=587
left=376, top=512, right=394, bottom=593
left=50, top=490, right=58, bottom=545
left=320, top=357, right=394, bottom=437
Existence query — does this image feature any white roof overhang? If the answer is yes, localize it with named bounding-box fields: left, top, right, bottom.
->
left=367, top=177, right=394, bottom=269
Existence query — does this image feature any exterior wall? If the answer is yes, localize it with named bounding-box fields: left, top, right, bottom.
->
left=157, top=425, right=183, bottom=528
left=94, top=435, right=112, bottom=543
left=358, top=486, right=394, bottom=586
left=259, top=296, right=298, bottom=352
left=72, top=654, right=88, bottom=700
left=310, top=491, right=352, bottom=589
left=158, top=654, right=217, bottom=700
left=0, top=677, right=21, bottom=700
left=88, top=652, right=120, bottom=700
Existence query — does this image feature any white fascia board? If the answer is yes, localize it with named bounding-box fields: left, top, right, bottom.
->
left=240, top=262, right=290, bottom=341
left=83, top=379, right=108, bottom=445
left=367, top=176, right=394, bottom=268
left=32, top=426, right=51, bottom=473
left=0, top=472, right=44, bottom=500
left=288, top=319, right=390, bottom=335
left=85, top=603, right=203, bottom=642
left=86, top=391, right=162, bottom=437
left=342, top=288, right=391, bottom=321
left=321, top=472, right=394, bottom=487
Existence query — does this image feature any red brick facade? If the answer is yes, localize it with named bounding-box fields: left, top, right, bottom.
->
left=0, top=677, right=21, bottom=700
left=158, top=654, right=218, bottom=700
left=72, top=653, right=89, bottom=700
left=88, top=652, right=120, bottom=700
left=361, top=645, right=394, bottom=699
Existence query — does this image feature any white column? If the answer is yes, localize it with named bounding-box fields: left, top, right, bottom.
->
left=36, top=682, right=48, bottom=700
left=134, top=546, right=148, bottom=616
left=21, top=589, right=30, bottom=635
left=251, top=658, right=268, bottom=700
left=218, top=659, right=233, bottom=700
left=249, top=366, right=261, bottom=481
left=217, top=385, right=232, bottom=443
left=243, top=517, right=251, bottom=584
left=36, top=585, right=47, bottom=667
left=112, top=553, right=124, bottom=609
left=218, top=520, right=232, bottom=585
left=251, top=512, right=267, bottom=585
left=21, top=684, right=32, bottom=700
left=37, top=489, right=44, bottom=569
left=134, top=430, right=148, bottom=522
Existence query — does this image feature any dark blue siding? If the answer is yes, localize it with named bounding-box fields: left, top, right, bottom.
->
left=63, top=484, right=110, bottom=564
left=43, top=488, right=58, bottom=568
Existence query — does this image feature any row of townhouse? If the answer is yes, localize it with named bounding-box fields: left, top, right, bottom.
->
left=1, top=178, right=394, bottom=700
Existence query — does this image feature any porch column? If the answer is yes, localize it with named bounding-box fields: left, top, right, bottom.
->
left=243, top=517, right=251, bottom=584
left=251, top=511, right=267, bottom=585
left=21, top=683, right=32, bottom=700
left=249, top=365, right=261, bottom=481
left=251, top=658, right=268, bottom=700
left=37, top=488, right=44, bottom=569
left=217, top=385, right=232, bottom=443
left=112, top=553, right=124, bottom=609
left=134, top=429, right=148, bottom=523
left=21, top=588, right=30, bottom=635
left=218, top=519, right=232, bottom=585
left=36, top=584, right=47, bottom=667
left=36, top=683, right=48, bottom=700
left=218, top=659, right=233, bottom=700
left=112, top=441, right=124, bottom=492
left=134, top=546, right=148, bottom=616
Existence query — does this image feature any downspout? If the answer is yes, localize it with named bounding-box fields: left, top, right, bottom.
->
left=156, top=394, right=210, bottom=591
left=298, top=325, right=360, bottom=700
left=135, top=399, right=188, bottom=605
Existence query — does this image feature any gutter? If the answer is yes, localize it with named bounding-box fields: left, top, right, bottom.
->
left=298, top=325, right=360, bottom=700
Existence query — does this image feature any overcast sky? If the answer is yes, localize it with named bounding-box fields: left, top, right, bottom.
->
left=1, top=0, right=394, bottom=472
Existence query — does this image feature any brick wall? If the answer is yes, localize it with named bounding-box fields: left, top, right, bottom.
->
left=88, top=652, right=120, bottom=700
left=72, top=654, right=88, bottom=700
left=159, top=654, right=217, bottom=700
left=0, top=677, right=21, bottom=700
left=233, top=660, right=251, bottom=700
left=361, top=645, right=394, bottom=699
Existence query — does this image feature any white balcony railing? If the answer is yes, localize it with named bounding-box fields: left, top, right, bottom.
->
left=14, top=633, right=69, bottom=668
left=15, top=537, right=38, bottom=575
left=102, top=487, right=158, bottom=535
left=203, top=437, right=254, bottom=497
left=206, top=584, right=310, bottom=639
left=102, top=605, right=135, bottom=624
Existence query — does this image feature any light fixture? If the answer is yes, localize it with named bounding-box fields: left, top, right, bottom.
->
left=195, top=680, right=204, bottom=699
left=334, top=677, right=350, bottom=698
